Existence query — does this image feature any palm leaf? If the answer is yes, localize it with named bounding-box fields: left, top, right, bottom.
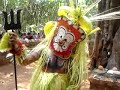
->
left=84, top=0, right=101, bottom=15
left=90, top=11, right=120, bottom=21
left=69, top=0, right=75, bottom=8
left=0, top=32, right=11, bottom=52
left=88, top=27, right=101, bottom=35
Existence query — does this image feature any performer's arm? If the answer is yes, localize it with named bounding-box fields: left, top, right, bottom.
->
left=9, top=32, right=45, bottom=66
left=18, top=44, right=45, bottom=66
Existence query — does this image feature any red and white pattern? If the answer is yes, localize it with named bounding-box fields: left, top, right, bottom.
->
left=50, top=17, right=86, bottom=59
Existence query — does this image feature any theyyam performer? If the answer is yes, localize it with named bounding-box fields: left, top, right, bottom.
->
left=0, top=2, right=100, bottom=90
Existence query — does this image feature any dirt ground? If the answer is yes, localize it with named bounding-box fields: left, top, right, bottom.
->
left=0, top=63, right=33, bottom=90
left=0, top=63, right=89, bottom=90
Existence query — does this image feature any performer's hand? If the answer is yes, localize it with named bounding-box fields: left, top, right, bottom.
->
left=8, top=32, right=23, bottom=56
left=8, top=32, right=18, bottom=49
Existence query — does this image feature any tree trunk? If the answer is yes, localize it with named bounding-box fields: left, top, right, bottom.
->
left=90, top=0, right=120, bottom=70
left=89, top=0, right=120, bottom=89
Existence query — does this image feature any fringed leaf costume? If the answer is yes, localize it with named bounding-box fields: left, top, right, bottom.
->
left=0, top=5, right=100, bottom=90
left=0, top=32, right=11, bottom=51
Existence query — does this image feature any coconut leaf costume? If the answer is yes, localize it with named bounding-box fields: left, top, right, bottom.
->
left=29, top=5, right=100, bottom=90
left=0, top=32, right=11, bottom=51
left=0, top=4, right=100, bottom=90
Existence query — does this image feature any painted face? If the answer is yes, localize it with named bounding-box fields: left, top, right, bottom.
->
left=53, top=26, right=74, bottom=52
left=49, top=17, right=86, bottom=59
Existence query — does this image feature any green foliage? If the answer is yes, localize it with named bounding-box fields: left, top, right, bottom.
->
left=0, top=0, right=67, bottom=32
left=21, top=0, right=63, bottom=32
left=0, top=0, right=97, bottom=32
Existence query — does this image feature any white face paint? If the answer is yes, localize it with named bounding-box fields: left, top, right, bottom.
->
left=53, top=26, right=74, bottom=52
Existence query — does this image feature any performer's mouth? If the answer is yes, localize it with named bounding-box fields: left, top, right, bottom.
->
left=58, top=40, right=64, bottom=46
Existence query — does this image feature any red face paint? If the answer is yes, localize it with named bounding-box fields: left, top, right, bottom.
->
left=50, top=17, right=86, bottom=59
